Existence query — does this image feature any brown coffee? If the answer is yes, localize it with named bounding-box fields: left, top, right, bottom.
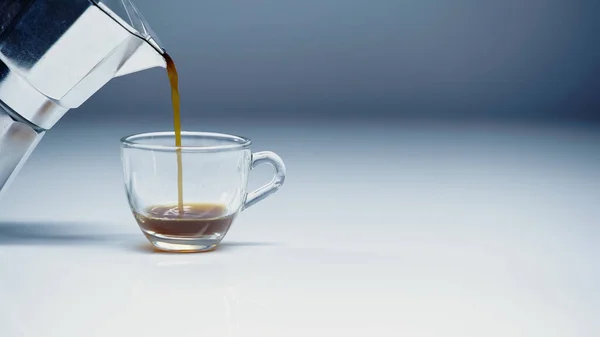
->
left=134, top=203, right=236, bottom=237
left=164, top=52, right=184, bottom=214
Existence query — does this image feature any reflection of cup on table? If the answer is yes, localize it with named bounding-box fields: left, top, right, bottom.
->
left=120, top=131, right=286, bottom=252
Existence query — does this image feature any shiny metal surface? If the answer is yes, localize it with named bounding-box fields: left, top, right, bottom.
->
left=0, top=0, right=166, bottom=130
left=94, top=0, right=164, bottom=54
left=0, top=0, right=166, bottom=196
left=0, top=104, right=44, bottom=199
left=0, top=62, right=68, bottom=129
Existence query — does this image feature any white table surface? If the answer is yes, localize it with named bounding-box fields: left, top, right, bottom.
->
left=0, top=121, right=599, bottom=337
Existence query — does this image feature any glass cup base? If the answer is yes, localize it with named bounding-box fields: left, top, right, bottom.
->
left=143, top=232, right=221, bottom=253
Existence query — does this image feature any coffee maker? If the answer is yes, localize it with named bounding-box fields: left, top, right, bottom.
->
left=0, top=0, right=166, bottom=197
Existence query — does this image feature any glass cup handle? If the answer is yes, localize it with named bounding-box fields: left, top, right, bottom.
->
left=243, top=151, right=286, bottom=210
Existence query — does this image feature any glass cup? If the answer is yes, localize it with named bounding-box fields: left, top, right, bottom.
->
left=120, top=131, right=286, bottom=252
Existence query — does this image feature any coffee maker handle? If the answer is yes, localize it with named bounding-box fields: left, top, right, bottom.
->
left=242, top=151, right=286, bottom=210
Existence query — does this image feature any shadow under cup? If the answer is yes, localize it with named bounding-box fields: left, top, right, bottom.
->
left=120, top=131, right=286, bottom=252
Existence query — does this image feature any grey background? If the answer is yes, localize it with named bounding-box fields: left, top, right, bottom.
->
left=74, top=0, right=600, bottom=125
left=4, top=0, right=594, bottom=237
left=1, top=3, right=600, bottom=333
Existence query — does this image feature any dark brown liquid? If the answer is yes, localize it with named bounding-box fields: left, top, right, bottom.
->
left=164, top=53, right=184, bottom=214
left=135, top=203, right=236, bottom=237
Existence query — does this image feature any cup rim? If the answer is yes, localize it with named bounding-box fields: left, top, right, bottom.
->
left=120, top=131, right=252, bottom=152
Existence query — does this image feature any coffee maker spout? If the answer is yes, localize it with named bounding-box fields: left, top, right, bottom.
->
left=115, top=38, right=166, bottom=78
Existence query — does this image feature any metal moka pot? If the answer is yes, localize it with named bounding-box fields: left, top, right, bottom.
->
left=0, top=0, right=166, bottom=196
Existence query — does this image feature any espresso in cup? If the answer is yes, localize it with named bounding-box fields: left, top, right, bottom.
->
left=134, top=203, right=235, bottom=238
left=121, top=132, right=285, bottom=252
left=121, top=54, right=285, bottom=252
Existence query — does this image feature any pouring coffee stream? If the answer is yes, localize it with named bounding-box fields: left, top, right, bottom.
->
left=164, top=53, right=185, bottom=214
